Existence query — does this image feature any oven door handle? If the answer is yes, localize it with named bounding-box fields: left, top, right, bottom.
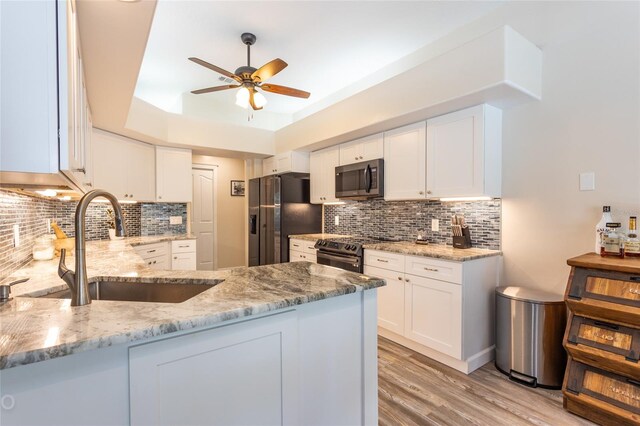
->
left=317, top=252, right=360, bottom=264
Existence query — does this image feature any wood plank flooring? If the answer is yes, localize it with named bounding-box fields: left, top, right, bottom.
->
left=378, top=337, right=596, bottom=426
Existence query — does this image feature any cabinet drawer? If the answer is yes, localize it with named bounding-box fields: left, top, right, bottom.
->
left=564, top=359, right=640, bottom=423
left=302, top=242, right=317, bottom=255
left=171, top=240, right=196, bottom=254
left=134, top=242, right=168, bottom=260
left=404, top=255, right=462, bottom=284
left=364, top=250, right=404, bottom=272
left=567, top=268, right=640, bottom=327
left=565, top=315, right=640, bottom=379
left=290, top=250, right=315, bottom=263
left=289, top=239, right=307, bottom=252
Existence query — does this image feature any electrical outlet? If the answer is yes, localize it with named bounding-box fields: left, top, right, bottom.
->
left=169, top=216, right=183, bottom=225
left=431, top=219, right=439, bottom=232
left=46, top=218, right=51, bottom=233
left=13, top=224, right=20, bottom=247
left=335, top=215, right=340, bottom=226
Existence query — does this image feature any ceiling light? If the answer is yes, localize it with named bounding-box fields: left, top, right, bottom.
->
left=439, top=196, right=493, bottom=202
left=235, top=87, right=250, bottom=108
left=36, top=189, right=57, bottom=197
left=253, top=90, right=267, bottom=108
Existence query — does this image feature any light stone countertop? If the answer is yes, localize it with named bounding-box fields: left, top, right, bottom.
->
left=362, top=241, right=502, bottom=261
left=288, top=233, right=352, bottom=242
left=0, top=236, right=384, bottom=370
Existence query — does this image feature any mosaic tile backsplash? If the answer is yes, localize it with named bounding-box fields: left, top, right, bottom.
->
left=0, top=190, right=187, bottom=280
left=323, top=199, right=501, bottom=250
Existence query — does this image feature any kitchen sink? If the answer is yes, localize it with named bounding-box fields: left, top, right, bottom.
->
left=39, top=279, right=222, bottom=303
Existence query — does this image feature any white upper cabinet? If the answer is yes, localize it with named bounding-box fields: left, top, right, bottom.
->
left=339, top=133, right=384, bottom=166
left=92, top=130, right=155, bottom=201
left=426, top=105, right=502, bottom=198
left=383, top=122, right=427, bottom=201
left=262, top=151, right=310, bottom=176
left=310, top=146, right=340, bottom=204
left=156, top=146, right=192, bottom=203
left=0, top=0, right=92, bottom=191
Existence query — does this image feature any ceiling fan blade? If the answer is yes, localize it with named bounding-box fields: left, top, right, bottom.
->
left=188, top=57, right=242, bottom=82
left=260, top=84, right=310, bottom=99
left=191, top=84, right=240, bottom=95
left=251, top=58, right=288, bottom=83
left=249, top=89, right=263, bottom=111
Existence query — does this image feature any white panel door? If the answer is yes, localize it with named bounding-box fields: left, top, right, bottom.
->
left=383, top=122, right=427, bottom=200
left=404, top=274, right=462, bottom=359
left=192, top=167, right=215, bottom=270
left=427, top=105, right=484, bottom=198
left=364, top=265, right=405, bottom=335
left=156, top=146, right=192, bottom=202
left=126, top=141, right=155, bottom=201
left=130, top=311, right=298, bottom=426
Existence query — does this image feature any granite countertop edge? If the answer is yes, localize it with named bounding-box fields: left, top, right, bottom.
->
left=362, top=241, right=502, bottom=261
left=0, top=236, right=384, bottom=370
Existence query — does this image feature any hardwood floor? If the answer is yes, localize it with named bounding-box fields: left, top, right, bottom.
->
left=378, top=337, right=595, bottom=426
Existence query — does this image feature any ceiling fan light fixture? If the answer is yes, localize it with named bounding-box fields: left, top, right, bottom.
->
left=235, top=87, right=250, bottom=108
left=253, top=90, right=267, bottom=108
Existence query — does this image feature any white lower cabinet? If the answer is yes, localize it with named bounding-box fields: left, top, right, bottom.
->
left=130, top=311, right=299, bottom=426
left=134, top=240, right=196, bottom=271
left=404, top=274, right=461, bottom=358
left=289, top=239, right=317, bottom=263
left=171, top=240, right=196, bottom=270
left=364, top=249, right=499, bottom=374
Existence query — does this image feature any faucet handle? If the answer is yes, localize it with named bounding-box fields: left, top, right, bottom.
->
left=58, top=249, right=76, bottom=290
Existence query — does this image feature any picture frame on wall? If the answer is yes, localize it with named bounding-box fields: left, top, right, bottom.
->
left=230, top=180, right=245, bottom=196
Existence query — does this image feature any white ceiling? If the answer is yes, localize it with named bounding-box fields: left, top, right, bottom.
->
left=135, top=0, right=503, bottom=125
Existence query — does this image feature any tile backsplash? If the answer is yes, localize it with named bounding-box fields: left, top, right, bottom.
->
left=0, top=190, right=187, bottom=281
left=323, top=199, right=501, bottom=250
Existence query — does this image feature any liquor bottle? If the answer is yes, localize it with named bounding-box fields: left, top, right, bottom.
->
left=595, top=206, right=613, bottom=254
left=600, top=222, right=624, bottom=258
left=625, top=216, right=640, bottom=257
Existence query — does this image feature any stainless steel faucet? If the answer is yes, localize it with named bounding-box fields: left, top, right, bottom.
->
left=58, top=190, right=126, bottom=306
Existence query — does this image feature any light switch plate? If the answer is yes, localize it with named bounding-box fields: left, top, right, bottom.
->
left=169, top=216, right=183, bottom=225
left=13, top=224, right=20, bottom=247
left=579, top=172, right=595, bottom=191
left=431, top=219, right=439, bottom=232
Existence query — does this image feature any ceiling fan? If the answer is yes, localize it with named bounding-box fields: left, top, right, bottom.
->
left=189, top=32, right=310, bottom=111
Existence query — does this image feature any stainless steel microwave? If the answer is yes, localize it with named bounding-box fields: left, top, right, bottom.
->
left=335, top=159, right=384, bottom=200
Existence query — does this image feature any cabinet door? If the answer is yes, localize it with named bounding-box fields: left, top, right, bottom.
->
left=156, top=147, right=192, bottom=202
left=339, top=139, right=363, bottom=165
left=289, top=251, right=306, bottom=262
left=321, top=146, right=340, bottom=203
left=262, top=157, right=276, bottom=176
left=404, top=274, right=462, bottom=359
left=276, top=153, right=292, bottom=174
left=171, top=252, right=196, bottom=271
left=129, top=311, right=298, bottom=426
left=83, top=104, right=94, bottom=190
left=92, top=130, right=128, bottom=199
left=364, top=265, right=405, bottom=335
left=127, top=141, right=155, bottom=201
left=427, top=105, right=484, bottom=198
left=383, top=122, right=426, bottom=200
left=359, top=133, right=384, bottom=162
left=309, top=151, right=324, bottom=204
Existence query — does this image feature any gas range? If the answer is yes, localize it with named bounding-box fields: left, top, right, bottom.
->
left=314, top=236, right=396, bottom=272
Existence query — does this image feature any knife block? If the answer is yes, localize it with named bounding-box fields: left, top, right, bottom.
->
left=452, top=228, right=472, bottom=249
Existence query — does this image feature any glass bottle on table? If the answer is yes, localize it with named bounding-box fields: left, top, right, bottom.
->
left=600, top=222, right=625, bottom=258
left=595, top=206, right=613, bottom=254
left=624, top=216, right=640, bottom=258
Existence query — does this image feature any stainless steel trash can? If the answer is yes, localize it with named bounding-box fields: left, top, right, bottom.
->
left=495, top=286, right=567, bottom=389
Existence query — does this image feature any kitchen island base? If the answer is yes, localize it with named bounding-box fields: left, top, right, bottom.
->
left=0, top=291, right=378, bottom=426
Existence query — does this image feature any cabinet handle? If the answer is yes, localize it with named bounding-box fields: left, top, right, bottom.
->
left=405, top=278, right=410, bottom=282
left=174, top=256, right=178, bottom=259
left=158, top=196, right=162, bottom=200
left=73, top=168, right=86, bottom=174
left=397, top=277, right=402, bottom=280
left=130, top=194, right=133, bottom=198
left=178, top=245, right=189, bottom=248
left=153, top=260, right=157, bottom=264
left=148, top=249, right=156, bottom=253
left=424, top=267, right=439, bottom=272
left=124, top=194, right=129, bottom=198
left=84, top=182, right=93, bottom=187
left=628, top=288, right=640, bottom=295
left=359, top=156, right=363, bottom=159
left=419, top=191, right=424, bottom=195
left=148, top=261, right=152, bottom=265
left=377, top=259, right=389, bottom=263
left=427, top=190, right=432, bottom=195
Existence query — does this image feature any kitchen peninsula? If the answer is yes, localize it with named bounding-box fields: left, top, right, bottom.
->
left=0, top=238, right=384, bottom=426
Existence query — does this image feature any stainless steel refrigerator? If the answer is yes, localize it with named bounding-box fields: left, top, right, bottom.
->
left=248, top=174, right=322, bottom=266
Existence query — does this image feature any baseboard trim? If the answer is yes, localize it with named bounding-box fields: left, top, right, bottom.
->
left=378, top=327, right=494, bottom=374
